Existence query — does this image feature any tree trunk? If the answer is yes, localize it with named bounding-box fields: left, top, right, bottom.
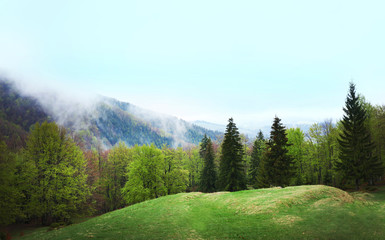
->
left=355, top=178, right=360, bottom=191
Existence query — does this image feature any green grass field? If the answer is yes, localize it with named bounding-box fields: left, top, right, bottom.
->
left=20, top=185, right=385, bottom=239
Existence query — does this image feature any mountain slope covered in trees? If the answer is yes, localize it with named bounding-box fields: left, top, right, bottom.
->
left=0, top=79, right=220, bottom=149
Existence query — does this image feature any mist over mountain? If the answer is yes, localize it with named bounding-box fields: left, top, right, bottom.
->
left=0, top=78, right=220, bottom=149
left=193, top=120, right=312, bottom=139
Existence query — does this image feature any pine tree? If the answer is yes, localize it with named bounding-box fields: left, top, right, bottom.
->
left=248, top=130, right=265, bottom=187
left=336, top=83, right=384, bottom=190
left=199, top=137, right=217, bottom=192
left=264, top=116, right=294, bottom=187
left=255, top=153, right=270, bottom=188
left=199, top=134, right=209, bottom=159
left=218, top=118, right=246, bottom=191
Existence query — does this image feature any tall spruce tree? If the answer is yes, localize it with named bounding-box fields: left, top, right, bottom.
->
left=255, top=152, right=270, bottom=188
left=199, top=134, right=209, bottom=159
left=248, top=130, right=265, bottom=187
left=264, top=116, right=294, bottom=187
left=336, top=83, right=383, bottom=190
left=218, top=118, right=246, bottom=191
left=199, top=137, right=217, bottom=192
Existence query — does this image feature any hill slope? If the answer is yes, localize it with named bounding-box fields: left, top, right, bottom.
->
left=22, top=185, right=385, bottom=239
left=0, top=79, right=220, bottom=149
left=0, top=80, right=49, bottom=149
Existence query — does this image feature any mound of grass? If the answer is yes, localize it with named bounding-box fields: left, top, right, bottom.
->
left=22, top=185, right=385, bottom=239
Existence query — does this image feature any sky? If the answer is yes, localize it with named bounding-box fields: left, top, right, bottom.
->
left=1, top=0, right=385, bottom=130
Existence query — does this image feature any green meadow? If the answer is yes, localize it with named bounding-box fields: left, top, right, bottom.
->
left=20, top=185, right=385, bottom=240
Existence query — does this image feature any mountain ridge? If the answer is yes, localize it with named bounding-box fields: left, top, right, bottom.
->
left=0, top=79, right=220, bottom=149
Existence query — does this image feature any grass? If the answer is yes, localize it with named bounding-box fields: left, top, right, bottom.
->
left=20, top=185, right=385, bottom=239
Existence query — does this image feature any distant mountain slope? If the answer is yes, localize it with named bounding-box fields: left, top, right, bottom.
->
left=0, top=79, right=220, bottom=149
left=90, top=101, right=174, bottom=148
left=193, top=120, right=226, bottom=132
left=0, top=80, right=50, bottom=149
left=103, top=97, right=220, bottom=146
left=194, top=120, right=263, bottom=137
left=194, top=120, right=312, bottom=138
left=0, top=80, right=49, bottom=131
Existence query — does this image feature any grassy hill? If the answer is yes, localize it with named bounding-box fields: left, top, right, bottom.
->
left=20, top=185, right=385, bottom=240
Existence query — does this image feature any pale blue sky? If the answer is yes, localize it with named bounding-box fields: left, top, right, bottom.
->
left=1, top=0, right=384, bottom=129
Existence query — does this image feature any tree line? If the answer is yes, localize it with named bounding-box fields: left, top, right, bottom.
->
left=1, top=82, right=384, bottom=227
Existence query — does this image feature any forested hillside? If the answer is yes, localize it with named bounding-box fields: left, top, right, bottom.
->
left=0, top=79, right=220, bottom=149
left=0, top=80, right=49, bottom=150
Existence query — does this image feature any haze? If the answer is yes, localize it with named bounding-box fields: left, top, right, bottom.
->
left=1, top=0, right=384, bottom=130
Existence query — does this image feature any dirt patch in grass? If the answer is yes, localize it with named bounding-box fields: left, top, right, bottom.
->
left=186, top=229, right=204, bottom=240
left=179, top=192, right=203, bottom=202
left=202, top=191, right=230, bottom=202
left=208, top=191, right=230, bottom=195
left=312, top=198, right=337, bottom=207
left=273, top=215, right=303, bottom=226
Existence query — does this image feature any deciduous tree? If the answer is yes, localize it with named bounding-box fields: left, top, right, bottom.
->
left=122, top=144, right=167, bottom=204
left=21, top=121, right=89, bottom=225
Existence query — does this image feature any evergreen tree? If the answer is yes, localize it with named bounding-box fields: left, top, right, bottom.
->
left=264, top=116, right=294, bottom=187
left=218, top=118, right=246, bottom=191
left=256, top=157, right=270, bottom=189
left=199, top=134, right=209, bottom=159
left=336, top=83, right=384, bottom=190
left=199, top=137, right=217, bottom=192
left=248, top=130, right=265, bottom=187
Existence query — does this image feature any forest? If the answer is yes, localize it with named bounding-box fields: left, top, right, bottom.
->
left=0, top=82, right=385, bottom=230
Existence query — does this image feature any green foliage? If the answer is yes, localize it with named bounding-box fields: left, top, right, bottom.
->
left=0, top=141, right=22, bottom=225
left=122, top=145, right=167, bottom=205
left=286, top=128, right=306, bottom=185
left=122, top=144, right=188, bottom=205
left=363, top=102, right=385, bottom=183
left=336, top=83, right=384, bottom=189
left=199, top=137, right=217, bottom=192
left=218, top=118, right=246, bottom=191
left=263, top=116, right=294, bottom=187
left=102, top=142, right=131, bottom=211
left=305, top=121, right=340, bottom=186
left=162, top=147, right=189, bottom=195
left=183, top=147, right=203, bottom=191
left=20, top=122, right=90, bottom=225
